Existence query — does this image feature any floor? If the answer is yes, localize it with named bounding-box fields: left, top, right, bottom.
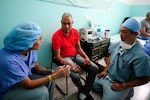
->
left=53, top=74, right=150, bottom=100
left=53, top=73, right=102, bottom=100
left=131, top=82, right=150, bottom=100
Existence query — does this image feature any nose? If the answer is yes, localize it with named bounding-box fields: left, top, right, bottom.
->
left=120, top=31, right=124, bottom=37
left=40, top=39, right=43, bottom=44
left=120, top=32, right=122, bottom=36
left=64, top=24, right=69, bottom=28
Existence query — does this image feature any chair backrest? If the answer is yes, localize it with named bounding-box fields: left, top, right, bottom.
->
left=50, top=47, right=63, bottom=69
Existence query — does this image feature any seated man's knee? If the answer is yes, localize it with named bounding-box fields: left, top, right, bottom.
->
left=89, top=63, right=99, bottom=73
left=70, top=71, right=80, bottom=80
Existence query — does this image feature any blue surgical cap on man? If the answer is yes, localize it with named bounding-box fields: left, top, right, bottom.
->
left=4, top=22, right=41, bottom=50
left=122, top=18, right=141, bottom=33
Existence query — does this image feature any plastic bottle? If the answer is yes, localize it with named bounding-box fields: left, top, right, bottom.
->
left=97, top=25, right=101, bottom=37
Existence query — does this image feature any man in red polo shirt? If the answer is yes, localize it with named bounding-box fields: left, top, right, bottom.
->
left=52, top=13, right=99, bottom=100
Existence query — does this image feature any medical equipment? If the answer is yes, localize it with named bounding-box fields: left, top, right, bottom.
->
left=80, top=27, right=94, bottom=42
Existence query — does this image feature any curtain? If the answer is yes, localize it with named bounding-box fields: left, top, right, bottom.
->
left=41, top=0, right=112, bottom=9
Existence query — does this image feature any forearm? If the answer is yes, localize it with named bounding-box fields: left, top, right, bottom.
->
left=77, top=48, right=89, bottom=59
left=142, top=32, right=150, bottom=37
left=122, top=76, right=149, bottom=88
left=17, top=75, right=51, bottom=89
left=33, top=63, right=52, bottom=75
left=104, top=55, right=111, bottom=70
left=140, top=28, right=150, bottom=37
left=18, top=72, right=63, bottom=89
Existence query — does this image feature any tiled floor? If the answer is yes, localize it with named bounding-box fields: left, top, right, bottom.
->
left=53, top=74, right=102, bottom=100
left=53, top=75, right=150, bottom=100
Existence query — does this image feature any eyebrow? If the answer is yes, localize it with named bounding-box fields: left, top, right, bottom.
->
left=62, top=22, right=71, bottom=25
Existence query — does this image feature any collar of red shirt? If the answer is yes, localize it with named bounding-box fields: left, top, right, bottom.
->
left=61, top=28, right=73, bottom=36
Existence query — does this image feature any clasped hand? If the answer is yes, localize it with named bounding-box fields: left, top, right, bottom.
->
left=111, top=82, right=126, bottom=91
left=97, top=70, right=125, bottom=91
left=53, top=65, right=71, bottom=79
left=71, top=63, right=81, bottom=73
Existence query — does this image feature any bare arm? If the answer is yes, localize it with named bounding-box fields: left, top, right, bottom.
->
left=97, top=55, right=111, bottom=78
left=76, top=41, right=88, bottom=59
left=17, top=65, right=70, bottom=89
left=17, top=76, right=50, bottom=89
left=140, top=27, right=150, bottom=37
left=104, top=55, right=111, bottom=69
left=53, top=49, right=71, bottom=66
left=76, top=41, right=91, bottom=65
left=32, top=62, right=53, bottom=75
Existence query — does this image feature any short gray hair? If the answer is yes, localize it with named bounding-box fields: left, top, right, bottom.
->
left=62, top=13, right=73, bottom=20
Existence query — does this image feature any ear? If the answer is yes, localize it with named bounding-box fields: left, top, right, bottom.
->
left=134, top=32, right=138, bottom=36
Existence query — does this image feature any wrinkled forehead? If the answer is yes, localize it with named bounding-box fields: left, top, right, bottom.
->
left=62, top=16, right=73, bottom=22
left=120, top=26, right=130, bottom=32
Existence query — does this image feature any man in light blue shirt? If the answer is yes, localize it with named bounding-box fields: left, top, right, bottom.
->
left=140, top=11, right=150, bottom=40
left=93, top=18, right=150, bottom=100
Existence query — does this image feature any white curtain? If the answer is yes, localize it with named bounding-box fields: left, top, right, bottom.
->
left=41, top=0, right=112, bottom=9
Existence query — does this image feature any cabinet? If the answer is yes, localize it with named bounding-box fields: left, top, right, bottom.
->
left=80, top=38, right=110, bottom=62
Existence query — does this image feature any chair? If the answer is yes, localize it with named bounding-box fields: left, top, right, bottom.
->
left=50, top=49, right=87, bottom=95
left=50, top=54, right=68, bottom=95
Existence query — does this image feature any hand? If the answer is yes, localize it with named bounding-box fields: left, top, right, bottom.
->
left=52, top=65, right=70, bottom=79
left=97, top=70, right=107, bottom=79
left=111, top=82, right=125, bottom=91
left=72, top=64, right=81, bottom=73
left=84, top=57, right=91, bottom=66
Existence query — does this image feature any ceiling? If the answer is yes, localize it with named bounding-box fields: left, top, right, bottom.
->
left=118, top=0, right=150, bottom=5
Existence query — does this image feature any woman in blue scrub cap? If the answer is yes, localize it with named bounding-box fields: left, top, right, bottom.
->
left=0, top=22, right=70, bottom=100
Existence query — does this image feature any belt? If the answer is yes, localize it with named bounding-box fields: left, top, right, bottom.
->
left=105, top=75, right=115, bottom=83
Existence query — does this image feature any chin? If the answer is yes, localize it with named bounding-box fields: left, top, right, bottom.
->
left=120, top=37, right=124, bottom=41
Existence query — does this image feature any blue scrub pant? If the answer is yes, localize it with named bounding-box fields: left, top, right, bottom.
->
left=64, top=54, right=99, bottom=94
left=93, top=76, right=133, bottom=100
left=3, top=74, right=54, bottom=100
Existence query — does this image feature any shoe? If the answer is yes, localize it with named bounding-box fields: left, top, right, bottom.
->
left=85, top=93, right=94, bottom=100
left=77, top=92, right=85, bottom=100
left=78, top=92, right=94, bottom=100
left=125, top=98, right=130, bottom=100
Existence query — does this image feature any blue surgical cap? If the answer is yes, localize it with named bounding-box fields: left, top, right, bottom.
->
left=4, top=22, right=41, bottom=50
left=122, top=18, right=141, bottom=33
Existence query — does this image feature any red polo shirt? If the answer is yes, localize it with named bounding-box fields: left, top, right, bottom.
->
left=52, top=28, right=80, bottom=57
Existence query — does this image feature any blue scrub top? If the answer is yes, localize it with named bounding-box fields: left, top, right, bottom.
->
left=108, top=41, right=150, bottom=82
left=0, top=48, right=37, bottom=99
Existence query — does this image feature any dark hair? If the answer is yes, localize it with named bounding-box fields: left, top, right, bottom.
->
left=122, top=17, right=130, bottom=23
left=146, top=11, right=150, bottom=17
